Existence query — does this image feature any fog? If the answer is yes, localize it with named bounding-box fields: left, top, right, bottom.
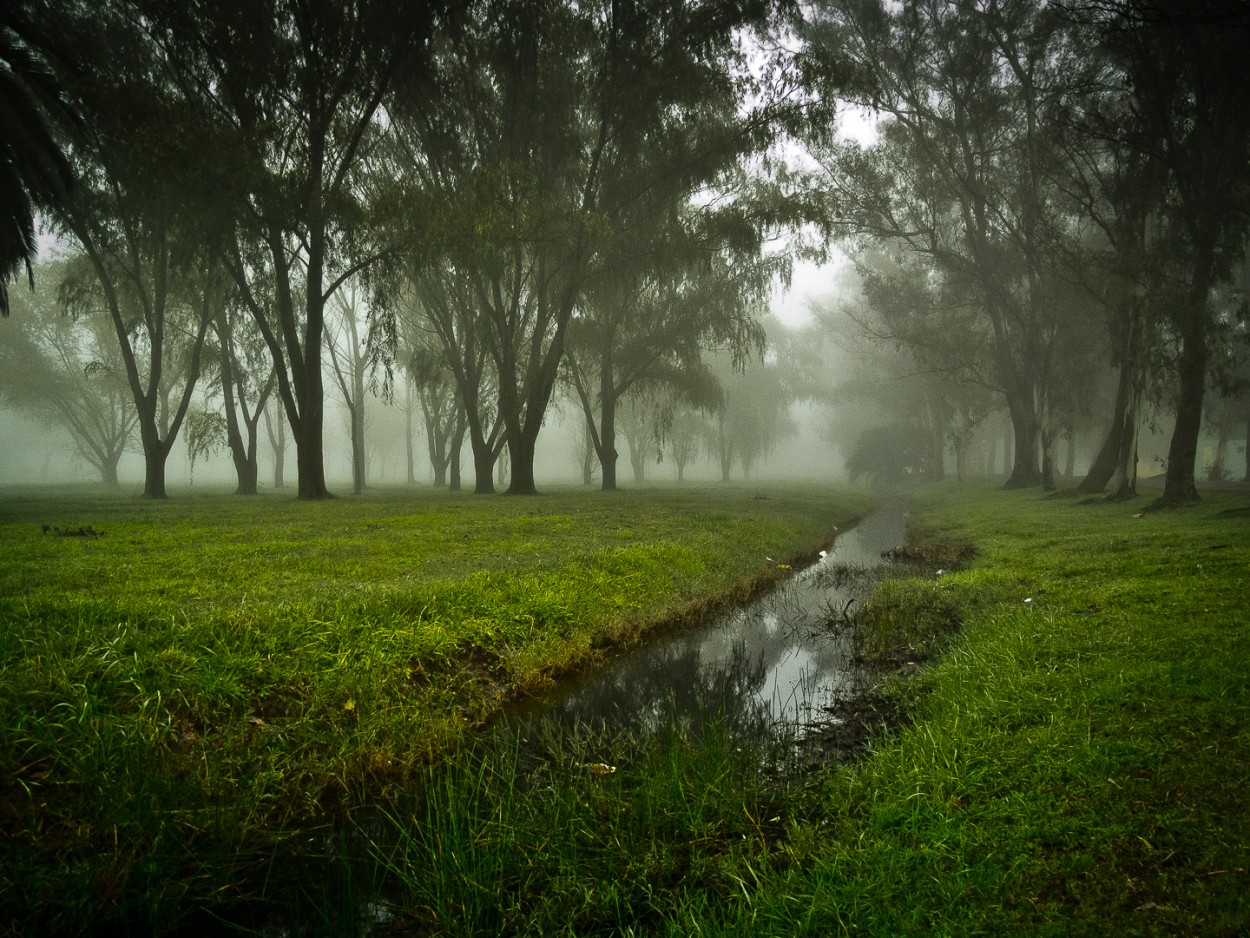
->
left=3, top=1, right=1248, bottom=501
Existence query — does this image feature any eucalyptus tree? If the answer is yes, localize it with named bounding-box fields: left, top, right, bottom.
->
left=141, top=0, right=452, bottom=499
left=818, top=249, right=1001, bottom=482
left=0, top=260, right=136, bottom=483
left=388, top=0, right=800, bottom=495
left=801, top=0, right=1089, bottom=488
left=565, top=216, right=774, bottom=490
left=324, top=279, right=371, bottom=495
left=404, top=344, right=466, bottom=489
left=51, top=14, right=215, bottom=499
left=1082, top=0, right=1250, bottom=506
left=707, top=336, right=795, bottom=480
left=207, top=282, right=274, bottom=495
left=400, top=266, right=505, bottom=493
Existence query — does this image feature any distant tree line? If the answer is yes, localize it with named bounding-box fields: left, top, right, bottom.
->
left=2, top=0, right=1247, bottom=505
left=797, top=0, right=1250, bottom=504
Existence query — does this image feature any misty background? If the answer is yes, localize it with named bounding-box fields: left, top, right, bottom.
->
left=1, top=1, right=1247, bottom=499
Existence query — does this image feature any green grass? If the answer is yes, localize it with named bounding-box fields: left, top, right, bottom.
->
left=0, top=481, right=867, bottom=933
left=4, top=480, right=1248, bottom=935
left=366, top=482, right=1250, bottom=937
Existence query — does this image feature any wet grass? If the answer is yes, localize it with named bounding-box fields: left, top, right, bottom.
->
left=4, top=480, right=1248, bottom=935
left=361, top=482, right=1248, bottom=937
left=0, top=481, right=866, bottom=933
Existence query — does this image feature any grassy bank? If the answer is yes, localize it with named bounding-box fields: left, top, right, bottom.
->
left=366, top=483, right=1249, bottom=936
left=0, top=482, right=867, bottom=932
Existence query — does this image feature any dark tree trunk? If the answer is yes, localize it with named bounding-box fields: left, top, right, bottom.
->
left=1004, top=394, right=1041, bottom=489
left=141, top=433, right=169, bottom=499
left=293, top=393, right=331, bottom=500
left=468, top=425, right=496, bottom=495
left=1158, top=245, right=1215, bottom=508
left=506, top=432, right=538, bottom=495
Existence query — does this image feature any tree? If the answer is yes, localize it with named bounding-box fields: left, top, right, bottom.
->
left=0, top=259, right=136, bottom=483
left=206, top=278, right=274, bottom=495
left=802, top=0, right=1091, bottom=489
left=387, top=0, right=798, bottom=494
left=565, top=224, right=773, bottom=491
left=0, top=3, right=78, bottom=315
left=54, top=16, right=213, bottom=499
left=324, top=280, right=371, bottom=495
left=1088, top=0, right=1250, bottom=506
left=707, top=340, right=795, bottom=480
left=405, top=345, right=466, bottom=489
left=144, top=0, right=452, bottom=499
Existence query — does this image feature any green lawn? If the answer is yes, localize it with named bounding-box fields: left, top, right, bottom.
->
left=0, top=481, right=867, bottom=932
left=3, top=481, right=1248, bottom=936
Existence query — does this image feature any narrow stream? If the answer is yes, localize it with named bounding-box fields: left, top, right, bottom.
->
left=182, top=498, right=911, bottom=936
left=508, top=496, right=909, bottom=744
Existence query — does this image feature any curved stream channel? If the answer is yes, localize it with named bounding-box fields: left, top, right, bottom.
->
left=504, top=495, right=909, bottom=756
left=202, top=499, right=911, bottom=935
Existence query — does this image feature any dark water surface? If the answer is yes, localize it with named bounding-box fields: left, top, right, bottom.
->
left=507, top=496, right=909, bottom=740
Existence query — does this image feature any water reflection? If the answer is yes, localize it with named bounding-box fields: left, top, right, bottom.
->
left=512, top=497, right=909, bottom=744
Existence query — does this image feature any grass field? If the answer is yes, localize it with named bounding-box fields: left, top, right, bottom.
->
left=355, top=483, right=1250, bottom=937
left=0, top=481, right=868, bottom=933
left=2, top=480, right=1248, bottom=935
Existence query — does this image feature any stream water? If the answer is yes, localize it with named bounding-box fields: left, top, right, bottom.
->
left=507, top=496, right=909, bottom=746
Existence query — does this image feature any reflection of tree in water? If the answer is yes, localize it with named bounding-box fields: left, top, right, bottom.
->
left=512, top=497, right=912, bottom=751
left=539, top=631, right=776, bottom=741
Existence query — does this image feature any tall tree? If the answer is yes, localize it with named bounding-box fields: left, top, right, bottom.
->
left=145, top=0, right=451, bottom=499
left=54, top=16, right=213, bottom=498
left=324, top=279, right=371, bottom=495
left=207, top=280, right=274, bottom=495
left=565, top=220, right=773, bottom=491
left=388, top=0, right=798, bottom=494
left=802, top=0, right=1088, bottom=488
left=1090, top=0, right=1250, bottom=506
left=0, top=260, right=137, bottom=483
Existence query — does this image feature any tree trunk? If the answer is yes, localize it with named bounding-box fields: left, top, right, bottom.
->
left=1158, top=245, right=1215, bottom=508
left=630, top=447, right=645, bottom=483
left=467, top=421, right=496, bottom=494
left=100, top=458, right=120, bottom=487
left=1081, top=297, right=1148, bottom=497
left=507, top=433, right=540, bottom=495
left=293, top=390, right=331, bottom=500
left=142, top=432, right=169, bottom=499
left=271, top=408, right=286, bottom=489
left=1207, top=424, right=1229, bottom=481
left=405, top=382, right=416, bottom=484
left=449, top=423, right=465, bottom=492
left=348, top=402, right=365, bottom=495
left=597, top=365, right=618, bottom=492
left=1004, top=396, right=1041, bottom=489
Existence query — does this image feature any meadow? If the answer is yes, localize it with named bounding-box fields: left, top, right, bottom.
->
left=0, top=481, right=868, bottom=932
left=2, top=481, right=1248, bottom=935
